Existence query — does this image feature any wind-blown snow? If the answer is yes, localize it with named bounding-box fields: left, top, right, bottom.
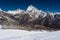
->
left=0, top=29, right=60, bottom=40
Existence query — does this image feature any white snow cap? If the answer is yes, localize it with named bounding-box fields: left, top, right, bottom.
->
left=26, top=5, right=47, bottom=18
left=26, top=5, right=41, bottom=13
left=27, top=5, right=38, bottom=11
left=6, top=9, right=24, bottom=15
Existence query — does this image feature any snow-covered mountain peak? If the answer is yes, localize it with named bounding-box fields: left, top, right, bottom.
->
left=26, top=5, right=41, bottom=13
left=0, top=5, right=48, bottom=18
left=26, top=5, right=47, bottom=18
left=6, top=9, right=24, bottom=15
left=27, top=5, right=38, bottom=11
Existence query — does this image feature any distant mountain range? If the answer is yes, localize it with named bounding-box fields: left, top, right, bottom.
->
left=0, top=5, right=60, bottom=31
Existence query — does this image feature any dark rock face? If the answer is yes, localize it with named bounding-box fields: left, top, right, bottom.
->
left=35, top=13, right=53, bottom=27
left=30, top=13, right=60, bottom=30
left=42, top=13, right=53, bottom=27
left=0, top=16, right=7, bottom=25
left=14, top=13, right=32, bottom=25
left=0, top=11, right=60, bottom=31
left=52, top=14, right=60, bottom=29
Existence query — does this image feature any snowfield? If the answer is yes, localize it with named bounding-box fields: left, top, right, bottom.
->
left=0, top=29, right=60, bottom=40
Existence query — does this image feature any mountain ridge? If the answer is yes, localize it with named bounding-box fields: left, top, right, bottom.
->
left=0, top=5, right=60, bottom=31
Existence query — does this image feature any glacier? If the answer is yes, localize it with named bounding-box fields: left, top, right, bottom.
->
left=0, top=29, right=60, bottom=40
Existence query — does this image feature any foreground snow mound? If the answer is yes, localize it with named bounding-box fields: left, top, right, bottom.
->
left=0, top=29, right=60, bottom=40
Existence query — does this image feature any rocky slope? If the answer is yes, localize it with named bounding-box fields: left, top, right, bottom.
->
left=0, top=5, right=60, bottom=31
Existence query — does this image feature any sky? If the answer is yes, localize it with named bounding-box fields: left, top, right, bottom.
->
left=0, top=0, right=60, bottom=12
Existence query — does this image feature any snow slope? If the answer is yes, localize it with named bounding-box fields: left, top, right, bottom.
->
left=0, top=29, right=60, bottom=40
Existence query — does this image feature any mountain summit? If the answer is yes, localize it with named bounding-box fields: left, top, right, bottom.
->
left=26, top=5, right=47, bottom=18
left=27, top=5, right=39, bottom=11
